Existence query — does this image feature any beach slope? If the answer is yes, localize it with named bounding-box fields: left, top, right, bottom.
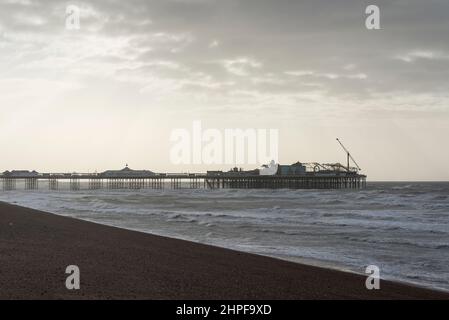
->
left=0, top=201, right=447, bottom=299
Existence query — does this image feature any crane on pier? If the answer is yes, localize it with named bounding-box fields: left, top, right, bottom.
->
left=336, top=138, right=361, bottom=172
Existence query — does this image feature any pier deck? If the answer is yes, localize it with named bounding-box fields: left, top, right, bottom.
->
left=0, top=173, right=366, bottom=191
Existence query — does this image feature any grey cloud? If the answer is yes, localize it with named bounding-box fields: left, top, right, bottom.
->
left=1, top=0, right=449, bottom=114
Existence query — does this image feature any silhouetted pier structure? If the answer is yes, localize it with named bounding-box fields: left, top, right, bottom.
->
left=1, top=139, right=368, bottom=191
left=0, top=173, right=366, bottom=191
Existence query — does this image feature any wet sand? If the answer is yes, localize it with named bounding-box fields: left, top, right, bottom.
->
left=0, top=201, right=448, bottom=299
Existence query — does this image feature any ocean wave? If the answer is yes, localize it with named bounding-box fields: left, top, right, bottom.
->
left=432, top=195, right=448, bottom=200
left=342, top=236, right=449, bottom=250
left=258, top=228, right=301, bottom=236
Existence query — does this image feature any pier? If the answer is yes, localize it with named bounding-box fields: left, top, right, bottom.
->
left=0, top=139, right=368, bottom=191
left=0, top=172, right=366, bottom=191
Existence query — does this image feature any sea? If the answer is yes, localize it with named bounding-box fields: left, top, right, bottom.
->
left=0, top=181, right=448, bottom=292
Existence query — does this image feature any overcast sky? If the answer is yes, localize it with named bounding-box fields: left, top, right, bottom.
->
left=1, top=0, right=448, bottom=180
